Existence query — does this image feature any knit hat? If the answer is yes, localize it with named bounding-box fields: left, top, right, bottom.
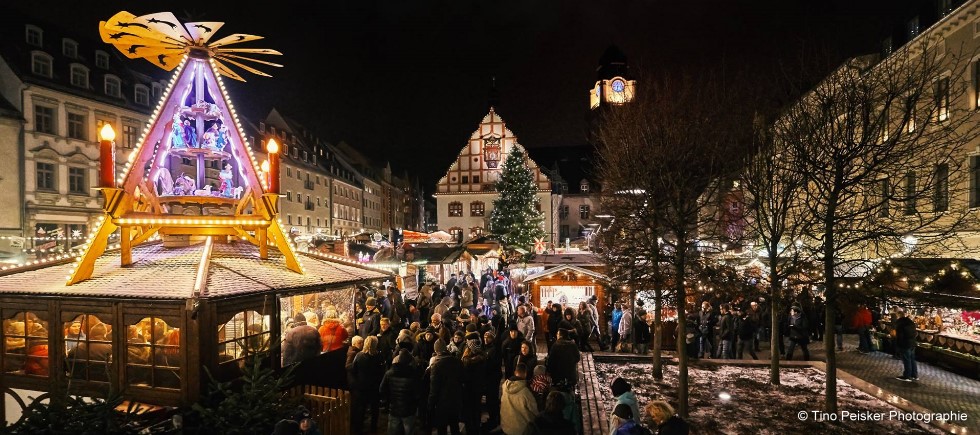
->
left=465, top=331, right=481, bottom=342
left=466, top=339, right=481, bottom=353
left=613, top=403, right=633, bottom=420
left=366, top=297, right=377, bottom=308
left=509, top=323, right=519, bottom=331
left=434, top=338, right=447, bottom=354
left=611, top=377, right=631, bottom=397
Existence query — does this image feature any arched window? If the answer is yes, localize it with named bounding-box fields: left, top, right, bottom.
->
left=104, top=75, right=121, bottom=97
left=218, top=310, right=270, bottom=370
left=70, top=64, right=88, bottom=88
left=2, top=311, right=49, bottom=377
left=448, top=201, right=463, bottom=217
left=64, top=314, right=112, bottom=382
left=470, top=201, right=485, bottom=217
left=127, top=317, right=180, bottom=389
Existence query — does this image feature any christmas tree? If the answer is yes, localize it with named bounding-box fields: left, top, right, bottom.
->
left=490, top=148, right=546, bottom=255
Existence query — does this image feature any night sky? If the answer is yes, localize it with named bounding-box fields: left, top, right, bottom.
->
left=7, top=0, right=917, bottom=192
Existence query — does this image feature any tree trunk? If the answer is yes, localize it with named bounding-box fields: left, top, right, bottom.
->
left=769, top=251, right=781, bottom=385
left=652, top=292, right=664, bottom=379
left=674, top=244, right=689, bottom=418
left=823, top=223, right=838, bottom=413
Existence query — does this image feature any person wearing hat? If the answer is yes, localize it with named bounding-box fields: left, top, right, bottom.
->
left=414, top=326, right=438, bottom=370
left=461, top=330, right=487, bottom=434
left=380, top=349, right=421, bottom=434
left=424, top=337, right=464, bottom=435
left=502, top=323, right=525, bottom=378
left=358, top=297, right=382, bottom=339
left=785, top=305, right=810, bottom=361
left=608, top=377, right=641, bottom=434
left=283, top=314, right=321, bottom=367
left=447, top=329, right=467, bottom=358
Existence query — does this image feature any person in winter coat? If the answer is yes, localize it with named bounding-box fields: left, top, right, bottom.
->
left=418, top=283, right=434, bottom=327
left=346, top=336, right=364, bottom=372
left=483, top=331, right=504, bottom=429
left=283, top=313, right=322, bottom=366
left=447, top=329, right=466, bottom=358
left=697, top=301, right=717, bottom=358
left=349, top=336, right=385, bottom=434
left=559, top=307, right=584, bottom=348
left=516, top=305, right=536, bottom=353
left=618, top=308, right=634, bottom=353
left=587, top=295, right=608, bottom=351
left=529, top=364, right=552, bottom=410
left=430, top=312, right=452, bottom=344
left=380, top=349, right=421, bottom=435
left=577, top=302, right=595, bottom=352
left=894, top=306, right=918, bottom=381
left=718, top=304, right=735, bottom=359
left=501, top=325, right=526, bottom=378
left=526, top=390, right=576, bottom=435
left=500, top=363, right=539, bottom=435
left=736, top=308, right=758, bottom=360
left=785, top=306, right=810, bottom=361
left=414, top=327, right=437, bottom=370
left=319, top=306, right=349, bottom=352
left=611, top=303, right=624, bottom=351
left=853, top=303, right=874, bottom=353
left=461, top=336, right=488, bottom=435
left=645, top=400, right=689, bottom=435
left=610, top=403, right=649, bottom=435
left=358, top=298, right=383, bottom=338
left=546, top=328, right=581, bottom=388
left=514, top=340, right=538, bottom=377
left=634, top=311, right=651, bottom=355
left=608, top=377, right=641, bottom=434
left=434, top=296, right=453, bottom=320
left=425, top=339, right=464, bottom=435
left=376, top=317, right=398, bottom=366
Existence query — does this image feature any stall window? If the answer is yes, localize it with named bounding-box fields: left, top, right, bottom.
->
left=127, top=317, right=180, bottom=389
left=218, top=311, right=271, bottom=368
left=64, top=314, right=112, bottom=382
left=2, top=311, right=49, bottom=377
left=279, top=290, right=355, bottom=366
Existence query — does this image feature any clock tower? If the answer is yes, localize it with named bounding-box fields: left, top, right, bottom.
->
left=590, top=45, right=636, bottom=109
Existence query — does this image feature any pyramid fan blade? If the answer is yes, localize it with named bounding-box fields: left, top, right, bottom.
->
left=183, top=21, right=224, bottom=44
left=209, top=33, right=264, bottom=48
left=144, top=52, right=184, bottom=71
left=138, top=12, right=194, bottom=44
left=212, top=60, right=246, bottom=82
left=215, top=55, right=272, bottom=77
left=215, top=48, right=282, bottom=56
left=217, top=53, right=283, bottom=68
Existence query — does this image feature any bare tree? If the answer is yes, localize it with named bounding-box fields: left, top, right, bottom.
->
left=594, top=69, right=755, bottom=417
left=779, top=44, right=980, bottom=412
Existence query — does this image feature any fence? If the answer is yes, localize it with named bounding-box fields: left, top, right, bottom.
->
left=289, top=385, right=350, bottom=435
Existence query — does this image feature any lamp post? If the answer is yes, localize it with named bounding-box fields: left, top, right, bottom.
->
left=98, top=124, right=116, bottom=188
left=266, top=138, right=280, bottom=194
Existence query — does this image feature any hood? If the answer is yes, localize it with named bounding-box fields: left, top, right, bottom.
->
left=617, top=390, right=637, bottom=404
left=503, top=378, right=529, bottom=394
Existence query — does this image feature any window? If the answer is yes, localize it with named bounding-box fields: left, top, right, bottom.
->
left=126, top=317, right=180, bottom=389
left=36, top=162, right=55, bottom=190
left=288, top=215, right=293, bottom=225
left=904, top=171, right=917, bottom=215
left=449, top=227, right=463, bottom=241
left=62, top=39, right=78, bottom=58
left=935, top=76, right=950, bottom=122
left=67, top=113, right=86, bottom=140
left=287, top=167, right=292, bottom=177
left=217, top=311, right=270, bottom=372
left=462, top=176, right=469, bottom=184
left=448, top=202, right=463, bottom=217
left=878, top=178, right=890, bottom=218
left=974, top=61, right=980, bottom=109
left=473, top=175, right=480, bottom=184
left=64, top=314, right=112, bottom=382
left=135, top=85, right=149, bottom=105
left=286, top=191, right=292, bottom=201
left=34, top=105, right=55, bottom=134
left=152, top=83, right=163, bottom=99
left=2, top=311, right=50, bottom=377
left=70, top=65, right=88, bottom=88
left=95, top=51, right=109, bottom=69
left=580, top=180, right=590, bottom=193
left=580, top=205, right=590, bottom=219
left=25, top=25, right=42, bottom=46
left=934, top=163, right=949, bottom=212
left=470, top=201, right=485, bottom=216
left=69, top=167, right=87, bottom=194
left=906, top=96, right=917, bottom=133
left=181, top=158, right=192, bottom=165
left=104, top=76, right=121, bottom=97
left=123, top=124, right=138, bottom=148
left=31, top=53, right=52, bottom=77
left=972, top=156, right=980, bottom=208
left=560, top=205, right=569, bottom=219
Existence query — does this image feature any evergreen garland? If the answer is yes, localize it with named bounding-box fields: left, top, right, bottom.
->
left=489, top=148, right=546, bottom=254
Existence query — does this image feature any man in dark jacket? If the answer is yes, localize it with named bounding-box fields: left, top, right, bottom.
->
left=376, top=317, right=398, bottom=367
left=784, top=306, right=810, bottom=360
left=894, top=307, right=918, bottom=381
left=718, top=304, right=735, bottom=359
left=736, top=308, right=758, bottom=360
left=358, top=297, right=382, bottom=338
left=380, top=349, right=421, bottom=434
left=461, top=336, right=487, bottom=434
left=501, top=325, right=525, bottom=378
left=425, top=339, right=464, bottom=435
left=697, top=301, right=717, bottom=358
left=546, top=328, right=581, bottom=388
left=483, top=331, right=504, bottom=430
left=283, top=314, right=321, bottom=366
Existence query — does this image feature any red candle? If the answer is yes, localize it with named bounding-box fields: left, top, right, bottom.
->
left=266, top=138, right=280, bottom=194
left=98, top=124, right=116, bottom=188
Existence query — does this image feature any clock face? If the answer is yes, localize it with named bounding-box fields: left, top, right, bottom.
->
left=612, top=79, right=625, bottom=93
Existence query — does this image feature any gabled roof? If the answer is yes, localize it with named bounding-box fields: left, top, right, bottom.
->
left=408, top=245, right=466, bottom=264
left=0, top=241, right=390, bottom=300
left=524, top=264, right=609, bottom=282
left=526, top=252, right=604, bottom=267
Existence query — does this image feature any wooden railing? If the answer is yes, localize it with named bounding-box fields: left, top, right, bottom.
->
left=289, top=385, right=350, bottom=435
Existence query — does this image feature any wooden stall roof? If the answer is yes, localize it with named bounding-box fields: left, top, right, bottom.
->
left=526, top=252, right=604, bottom=267
left=524, top=264, right=609, bottom=283
left=407, top=245, right=466, bottom=264
left=0, top=241, right=391, bottom=300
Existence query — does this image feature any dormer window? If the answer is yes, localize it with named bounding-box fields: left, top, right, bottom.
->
left=580, top=180, right=590, bottom=193
left=25, top=25, right=42, bottom=47
left=95, top=50, right=109, bottom=69
left=31, top=52, right=52, bottom=77
left=104, top=75, right=121, bottom=97
left=62, top=39, right=78, bottom=58
left=134, top=84, right=149, bottom=105
left=70, top=64, right=89, bottom=88
left=151, top=83, right=163, bottom=99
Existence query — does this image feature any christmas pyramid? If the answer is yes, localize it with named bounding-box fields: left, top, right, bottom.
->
left=68, top=11, right=299, bottom=285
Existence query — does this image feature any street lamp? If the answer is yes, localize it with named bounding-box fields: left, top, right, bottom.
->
left=266, top=138, right=280, bottom=194
left=98, top=124, right=116, bottom=188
